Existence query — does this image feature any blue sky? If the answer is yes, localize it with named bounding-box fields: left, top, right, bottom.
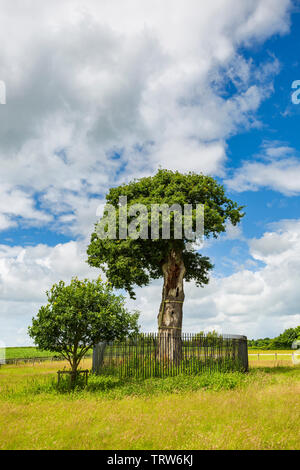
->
left=1, top=0, right=300, bottom=346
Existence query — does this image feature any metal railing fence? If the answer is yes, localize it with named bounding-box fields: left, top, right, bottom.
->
left=93, top=333, right=248, bottom=378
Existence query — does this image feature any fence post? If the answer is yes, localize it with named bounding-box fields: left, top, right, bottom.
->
left=237, top=336, right=248, bottom=371
left=92, top=342, right=107, bottom=375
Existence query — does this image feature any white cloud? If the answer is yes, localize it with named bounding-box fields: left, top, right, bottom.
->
left=0, top=240, right=101, bottom=345
left=226, top=158, right=300, bottom=195
left=0, top=0, right=292, bottom=236
left=226, top=142, right=300, bottom=195
left=0, top=0, right=297, bottom=345
left=223, top=221, right=244, bottom=240
left=0, top=184, right=52, bottom=227
left=0, top=241, right=98, bottom=303
left=263, top=144, right=295, bottom=159
left=0, top=214, right=16, bottom=231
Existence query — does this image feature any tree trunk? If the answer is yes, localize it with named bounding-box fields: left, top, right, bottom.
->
left=157, top=249, right=186, bottom=362
left=70, top=360, right=78, bottom=387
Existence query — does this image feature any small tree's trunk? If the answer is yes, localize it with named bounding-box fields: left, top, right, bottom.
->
left=70, top=360, right=78, bottom=387
left=70, top=345, right=79, bottom=387
left=157, top=249, right=186, bottom=362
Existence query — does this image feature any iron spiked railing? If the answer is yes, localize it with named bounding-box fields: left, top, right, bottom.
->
left=92, top=332, right=248, bottom=378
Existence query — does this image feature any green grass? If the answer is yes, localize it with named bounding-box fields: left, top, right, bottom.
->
left=248, top=349, right=298, bottom=363
left=1, top=346, right=93, bottom=360
left=0, top=358, right=300, bottom=449
left=0, top=369, right=257, bottom=401
left=3, top=345, right=293, bottom=361
left=2, top=347, right=56, bottom=360
left=248, top=348, right=294, bottom=354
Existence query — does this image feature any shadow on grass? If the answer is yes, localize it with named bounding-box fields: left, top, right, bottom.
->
left=47, top=371, right=249, bottom=397
left=83, top=371, right=254, bottom=396
left=249, top=365, right=299, bottom=375
left=51, top=364, right=300, bottom=396
left=4, top=365, right=299, bottom=401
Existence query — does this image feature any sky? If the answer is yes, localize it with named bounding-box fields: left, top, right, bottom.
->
left=1, top=0, right=300, bottom=346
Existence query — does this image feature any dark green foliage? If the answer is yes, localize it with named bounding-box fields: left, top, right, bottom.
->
left=192, top=330, right=222, bottom=346
left=56, top=371, right=89, bottom=392
left=248, top=325, right=300, bottom=349
left=3, top=371, right=252, bottom=400
left=271, top=326, right=300, bottom=349
left=248, top=338, right=272, bottom=349
left=28, top=277, right=140, bottom=377
left=87, top=169, right=244, bottom=298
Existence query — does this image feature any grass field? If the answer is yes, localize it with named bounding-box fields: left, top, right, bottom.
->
left=248, top=349, right=294, bottom=354
left=0, top=345, right=295, bottom=359
left=1, top=347, right=93, bottom=360
left=2, top=346, right=295, bottom=360
left=2, top=347, right=55, bottom=359
left=0, top=357, right=299, bottom=450
left=248, top=349, right=297, bottom=362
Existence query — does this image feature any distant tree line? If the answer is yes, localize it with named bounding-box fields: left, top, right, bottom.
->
left=248, top=326, right=300, bottom=350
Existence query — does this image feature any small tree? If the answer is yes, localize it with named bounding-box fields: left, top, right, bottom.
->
left=28, top=277, right=139, bottom=384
